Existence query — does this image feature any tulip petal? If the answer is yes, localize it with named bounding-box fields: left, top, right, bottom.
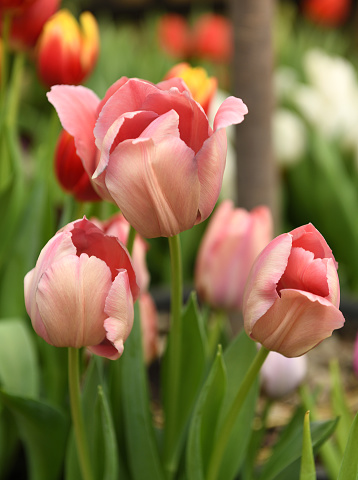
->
left=157, top=76, right=193, bottom=95
left=97, top=76, right=129, bottom=114
left=213, top=96, right=248, bottom=131
left=243, top=233, right=293, bottom=331
left=35, top=254, right=112, bottom=348
left=250, top=289, right=345, bottom=357
left=291, top=223, right=337, bottom=267
left=103, top=270, right=134, bottom=359
left=47, top=85, right=100, bottom=177
left=195, top=128, right=227, bottom=223
left=104, top=111, right=200, bottom=238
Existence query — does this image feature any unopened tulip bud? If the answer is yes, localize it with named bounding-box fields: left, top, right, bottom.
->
left=195, top=200, right=273, bottom=311
left=24, top=217, right=139, bottom=360
left=37, top=9, right=99, bottom=87
left=164, top=62, right=217, bottom=115
left=261, top=351, right=307, bottom=398
left=192, top=13, right=233, bottom=63
left=55, top=129, right=101, bottom=202
left=157, top=13, right=191, bottom=59
left=243, top=223, right=345, bottom=357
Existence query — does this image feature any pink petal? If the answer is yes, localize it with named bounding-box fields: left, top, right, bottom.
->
left=47, top=85, right=100, bottom=177
left=291, top=223, right=337, bottom=267
left=195, top=128, right=227, bottom=224
left=104, top=112, right=200, bottom=238
left=157, top=77, right=193, bottom=95
left=103, top=270, right=135, bottom=358
left=213, top=96, right=248, bottom=131
left=96, top=76, right=129, bottom=114
left=250, top=289, right=345, bottom=357
left=243, top=233, right=293, bottom=332
left=35, top=254, right=112, bottom=348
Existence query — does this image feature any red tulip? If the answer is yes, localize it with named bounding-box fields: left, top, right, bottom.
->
left=24, top=217, right=139, bottom=360
left=302, top=0, right=350, bottom=27
left=157, top=13, right=191, bottom=58
left=163, top=62, right=217, bottom=115
left=55, top=129, right=101, bottom=202
left=48, top=77, right=247, bottom=238
left=243, top=223, right=345, bottom=357
left=191, top=13, right=233, bottom=63
left=0, top=0, right=35, bottom=14
left=36, top=8, right=99, bottom=87
left=195, top=200, right=273, bottom=311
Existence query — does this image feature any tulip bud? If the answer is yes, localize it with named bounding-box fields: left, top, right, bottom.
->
left=157, top=13, right=191, bottom=59
left=192, top=13, right=233, bottom=63
left=139, top=292, right=159, bottom=365
left=354, top=333, right=358, bottom=377
left=302, top=0, right=350, bottom=27
left=1, top=0, right=60, bottom=51
left=243, top=223, right=345, bottom=357
left=260, top=351, right=307, bottom=398
left=55, top=129, right=101, bottom=202
left=195, top=200, right=273, bottom=311
left=164, top=62, right=217, bottom=115
left=0, top=0, right=35, bottom=13
left=24, top=217, right=140, bottom=360
left=36, top=9, right=99, bottom=87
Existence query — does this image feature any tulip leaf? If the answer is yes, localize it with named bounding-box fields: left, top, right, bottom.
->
left=258, top=407, right=338, bottom=480
left=0, top=390, right=69, bottom=480
left=299, top=411, right=316, bottom=480
left=215, top=331, right=259, bottom=480
left=337, top=411, right=358, bottom=480
left=121, top=301, right=165, bottom=480
left=162, top=292, right=207, bottom=470
left=186, top=345, right=227, bottom=480
left=0, top=318, right=39, bottom=398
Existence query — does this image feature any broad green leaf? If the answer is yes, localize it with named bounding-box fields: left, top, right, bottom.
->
left=337, top=412, right=358, bottom=480
left=299, top=411, right=316, bottom=480
left=215, top=332, right=259, bottom=480
left=0, top=390, right=68, bottom=480
left=0, top=318, right=39, bottom=398
left=258, top=407, right=338, bottom=480
left=186, top=346, right=227, bottom=480
left=162, top=292, right=207, bottom=471
left=121, top=302, right=165, bottom=480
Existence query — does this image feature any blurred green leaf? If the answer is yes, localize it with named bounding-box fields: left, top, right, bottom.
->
left=0, top=390, right=68, bottom=480
left=337, top=411, right=358, bottom=480
left=299, top=411, right=316, bottom=480
left=0, top=318, right=39, bottom=398
left=186, top=345, right=227, bottom=480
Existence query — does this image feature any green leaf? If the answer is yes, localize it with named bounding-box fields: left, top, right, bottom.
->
left=162, top=292, right=207, bottom=469
left=0, top=318, right=39, bottom=398
left=0, top=390, right=69, bottom=480
left=215, top=332, right=259, bottom=480
left=299, top=411, right=316, bottom=480
left=121, top=301, right=165, bottom=480
left=258, top=407, right=338, bottom=480
left=337, top=411, right=358, bottom=480
left=186, top=345, right=227, bottom=480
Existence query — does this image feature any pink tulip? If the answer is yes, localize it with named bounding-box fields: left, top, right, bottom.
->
left=354, top=333, right=358, bottom=377
left=243, top=223, right=345, bottom=357
left=94, top=213, right=150, bottom=293
left=47, top=77, right=248, bottom=238
left=195, top=200, right=273, bottom=311
left=24, top=217, right=139, bottom=360
left=260, top=351, right=307, bottom=398
left=139, top=292, right=159, bottom=365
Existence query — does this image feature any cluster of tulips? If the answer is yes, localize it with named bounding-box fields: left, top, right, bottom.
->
left=1, top=1, right=357, bottom=480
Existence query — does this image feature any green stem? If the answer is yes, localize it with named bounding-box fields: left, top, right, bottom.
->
left=126, top=224, right=136, bottom=256
left=6, top=51, right=25, bottom=129
left=207, top=345, right=270, bottom=480
left=164, top=234, right=183, bottom=477
left=68, top=348, right=94, bottom=480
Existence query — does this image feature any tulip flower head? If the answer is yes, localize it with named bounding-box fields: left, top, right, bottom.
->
left=164, top=62, right=217, bottom=115
left=47, top=77, right=248, bottom=238
left=302, top=0, right=350, bottom=27
left=243, top=223, right=345, bottom=357
left=55, top=129, right=101, bottom=202
left=36, top=8, right=99, bottom=87
left=24, top=217, right=139, bottom=360
left=0, top=0, right=35, bottom=13
left=195, top=200, right=273, bottom=311
left=157, top=13, right=191, bottom=59
left=260, top=351, right=307, bottom=398
left=139, top=292, right=159, bottom=365
left=191, top=13, right=233, bottom=63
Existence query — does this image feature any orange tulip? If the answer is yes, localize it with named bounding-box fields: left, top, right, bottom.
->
left=164, top=62, right=217, bottom=115
left=36, top=9, right=99, bottom=87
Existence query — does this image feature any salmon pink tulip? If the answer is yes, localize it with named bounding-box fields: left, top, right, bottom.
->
left=195, top=200, right=273, bottom=311
left=139, top=292, right=159, bottom=365
left=24, top=217, right=139, bottom=360
left=55, top=129, right=101, bottom=202
left=47, top=77, right=247, bottom=238
left=243, top=223, right=345, bottom=357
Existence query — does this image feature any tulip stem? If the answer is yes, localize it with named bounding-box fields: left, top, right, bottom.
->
left=164, top=234, right=183, bottom=476
left=207, top=344, right=269, bottom=480
left=68, top=348, right=94, bottom=480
